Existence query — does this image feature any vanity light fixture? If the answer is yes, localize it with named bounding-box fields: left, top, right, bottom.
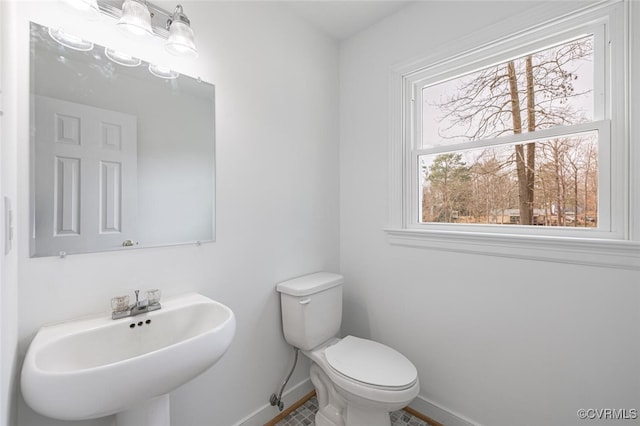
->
left=117, top=0, right=153, bottom=37
left=61, top=0, right=198, bottom=58
left=148, top=63, right=179, bottom=80
left=105, top=47, right=142, bottom=67
left=48, top=27, right=94, bottom=51
left=165, top=5, right=198, bottom=58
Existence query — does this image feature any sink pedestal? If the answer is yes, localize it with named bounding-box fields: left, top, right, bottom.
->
left=116, top=394, right=170, bottom=426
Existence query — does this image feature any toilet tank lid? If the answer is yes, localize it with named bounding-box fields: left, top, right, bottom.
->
left=276, top=272, right=344, bottom=296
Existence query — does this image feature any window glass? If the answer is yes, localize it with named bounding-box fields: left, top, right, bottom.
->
left=419, top=131, right=598, bottom=227
left=416, top=34, right=601, bottom=228
left=420, top=35, right=594, bottom=150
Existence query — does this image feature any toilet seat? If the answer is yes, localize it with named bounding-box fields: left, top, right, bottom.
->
left=325, top=336, right=417, bottom=390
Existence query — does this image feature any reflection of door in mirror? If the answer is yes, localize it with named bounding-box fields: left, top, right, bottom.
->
left=34, top=95, right=138, bottom=255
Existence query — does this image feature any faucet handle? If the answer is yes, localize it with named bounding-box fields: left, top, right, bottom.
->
left=111, top=295, right=130, bottom=312
left=147, top=289, right=161, bottom=305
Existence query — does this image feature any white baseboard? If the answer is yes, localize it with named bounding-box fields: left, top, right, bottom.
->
left=233, top=379, right=314, bottom=426
left=232, top=380, right=477, bottom=426
left=409, top=395, right=481, bottom=426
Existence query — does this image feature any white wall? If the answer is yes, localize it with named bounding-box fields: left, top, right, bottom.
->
left=339, top=2, right=640, bottom=426
left=1, top=1, right=20, bottom=425
left=3, top=1, right=339, bottom=425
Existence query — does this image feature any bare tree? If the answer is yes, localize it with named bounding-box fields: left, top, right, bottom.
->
left=470, top=152, right=516, bottom=223
left=581, top=140, right=598, bottom=226
left=425, top=153, right=471, bottom=222
left=433, top=37, right=593, bottom=224
left=538, top=139, right=571, bottom=225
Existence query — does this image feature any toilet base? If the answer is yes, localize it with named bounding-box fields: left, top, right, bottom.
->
left=345, top=404, right=391, bottom=426
left=311, top=364, right=345, bottom=426
left=309, top=362, right=394, bottom=426
left=315, top=410, right=343, bottom=426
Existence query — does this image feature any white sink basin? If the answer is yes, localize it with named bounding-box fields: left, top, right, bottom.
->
left=21, top=293, right=236, bottom=421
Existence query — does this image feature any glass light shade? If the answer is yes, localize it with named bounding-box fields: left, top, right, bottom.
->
left=48, top=28, right=94, bottom=51
left=105, top=47, right=141, bottom=67
left=148, top=64, right=179, bottom=80
left=165, top=21, right=198, bottom=58
left=117, top=0, right=153, bottom=37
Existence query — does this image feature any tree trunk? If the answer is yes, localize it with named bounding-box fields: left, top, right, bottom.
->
left=525, top=56, right=536, bottom=224
left=507, top=61, right=531, bottom=225
left=574, top=169, right=578, bottom=227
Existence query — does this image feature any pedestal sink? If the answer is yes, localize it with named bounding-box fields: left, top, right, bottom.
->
left=21, top=293, right=235, bottom=424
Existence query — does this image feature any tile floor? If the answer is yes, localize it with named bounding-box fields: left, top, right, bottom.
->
left=274, top=396, right=429, bottom=426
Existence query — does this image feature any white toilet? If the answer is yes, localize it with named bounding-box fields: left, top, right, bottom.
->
left=277, top=272, right=419, bottom=426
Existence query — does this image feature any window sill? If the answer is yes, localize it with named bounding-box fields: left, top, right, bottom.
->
left=384, top=228, right=640, bottom=270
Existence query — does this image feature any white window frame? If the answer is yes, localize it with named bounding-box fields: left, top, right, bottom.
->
left=386, top=0, right=640, bottom=270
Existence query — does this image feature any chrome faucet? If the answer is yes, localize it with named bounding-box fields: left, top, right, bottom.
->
left=111, top=289, right=161, bottom=320
left=130, top=290, right=149, bottom=315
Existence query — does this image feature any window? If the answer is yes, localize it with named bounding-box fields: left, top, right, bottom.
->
left=387, top=2, right=640, bottom=269
left=419, top=35, right=601, bottom=229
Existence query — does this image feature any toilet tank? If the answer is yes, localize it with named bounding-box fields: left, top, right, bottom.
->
left=276, top=272, right=343, bottom=351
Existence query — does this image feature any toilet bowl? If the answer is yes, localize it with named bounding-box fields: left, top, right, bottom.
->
left=307, top=336, right=419, bottom=426
left=276, top=272, right=419, bottom=426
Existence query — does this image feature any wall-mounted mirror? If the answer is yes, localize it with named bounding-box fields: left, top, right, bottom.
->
left=30, top=22, right=215, bottom=257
